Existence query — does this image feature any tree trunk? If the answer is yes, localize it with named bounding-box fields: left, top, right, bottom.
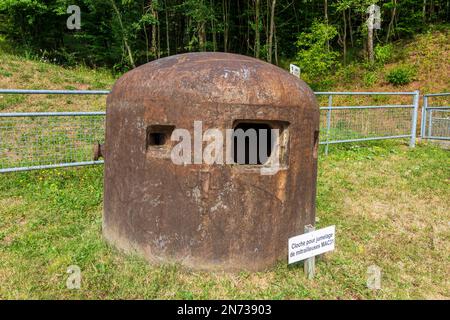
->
left=325, top=0, right=329, bottom=51
left=430, top=0, right=435, bottom=21
left=157, top=10, right=161, bottom=58
left=199, top=21, right=206, bottom=51
left=423, top=0, right=427, bottom=22
left=185, top=16, right=191, bottom=51
left=386, top=0, right=397, bottom=42
left=222, top=0, right=229, bottom=52
left=198, top=0, right=206, bottom=51
left=165, top=0, right=170, bottom=56
left=367, top=5, right=375, bottom=64
left=447, top=0, right=449, bottom=22
left=348, top=8, right=353, bottom=47
left=292, top=0, right=300, bottom=33
left=109, top=0, right=136, bottom=68
left=150, top=1, right=157, bottom=58
left=143, top=3, right=149, bottom=62
left=343, top=9, right=347, bottom=65
left=368, top=26, right=374, bottom=64
left=211, top=0, right=217, bottom=51
left=447, top=0, right=449, bottom=21
left=255, top=0, right=260, bottom=58
left=266, top=0, right=269, bottom=42
left=267, top=0, right=276, bottom=63
left=274, top=23, right=278, bottom=65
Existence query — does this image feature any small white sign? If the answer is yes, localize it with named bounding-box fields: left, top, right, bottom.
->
left=288, top=225, right=335, bottom=264
left=290, top=64, right=301, bottom=78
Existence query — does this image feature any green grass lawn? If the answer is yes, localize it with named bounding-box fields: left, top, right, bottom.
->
left=0, top=140, right=448, bottom=299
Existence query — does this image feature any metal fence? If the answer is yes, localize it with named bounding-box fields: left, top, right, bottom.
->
left=316, top=91, right=420, bottom=154
left=0, top=89, right=421, bottom=173
left=421, top=93, right=450, bottom=141
left=0, top=90, right=108, bottom=173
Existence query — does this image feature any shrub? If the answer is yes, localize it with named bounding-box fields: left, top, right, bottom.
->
left=363, top=71, right=378, bottom=87
left=375, top=44, right=394, bottom=65
left=295, top=21, right=340, bottom=85
left=386, top=65, right=415, bottom=86
left=336, top=63, right=360, bottom=83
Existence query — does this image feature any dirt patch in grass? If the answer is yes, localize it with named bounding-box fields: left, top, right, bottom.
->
left=0, top=197, right=24, bottom=208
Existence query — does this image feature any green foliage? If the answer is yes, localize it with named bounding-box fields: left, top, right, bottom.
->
left=363, top=71, right=378, bottom=87
left=0, top=94, right=25, bottom=111
left=335, top=63, right=360, bottom=83
left=0, top=0, right=448, bottom=73
left=0, top=67, right=12, bottom=77
left=295, top=22, right=340, bottom=86
left=374, top=43, right=393, bottom=65
left=386, top=65, right=416, bottom=86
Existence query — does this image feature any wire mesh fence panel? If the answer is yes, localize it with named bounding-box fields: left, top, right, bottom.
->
left=423, top=108, right=450, bottom=139
left=319, top=106, right=413, bottom=143
left=0, top=113, right=105, bottom=172
left=421, top=93, right=450, bottom=140
left=316, top=91, right=419, bottom=154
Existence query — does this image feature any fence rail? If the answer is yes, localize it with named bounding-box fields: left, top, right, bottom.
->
left=0, top=89, right=426, bottom=173
left=0, top=111, right=105, bottom=173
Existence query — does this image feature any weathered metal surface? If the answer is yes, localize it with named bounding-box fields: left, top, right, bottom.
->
left=103, top=52, right=319, bottom=271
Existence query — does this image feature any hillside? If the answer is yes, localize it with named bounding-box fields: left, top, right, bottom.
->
left=0, top=30, right=449, bottom=112
left=331, top=30, right=449, bottom=94
left=0, top=38, right=115, bottom=112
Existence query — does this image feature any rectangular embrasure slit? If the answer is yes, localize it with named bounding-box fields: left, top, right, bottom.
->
left=231, top=120, right=289, bottom=166
left=146, top=125, right=175, bottom=149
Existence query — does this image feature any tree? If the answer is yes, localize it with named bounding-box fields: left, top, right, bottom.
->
left=295, top=21, right=340, bottom=85
left=366, top=2, right=380, bottom=64
left=0, top=0, right=448, bottom=71
left=109, top=0, right=136, bottom=68
left=254, top=0, right=260, bottom=58
left=335, top=0, right=356, bottom=65
left=385, top=0, right=397, bottom=42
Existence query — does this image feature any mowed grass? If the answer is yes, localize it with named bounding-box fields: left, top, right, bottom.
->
left=0, top=140, right=448, bottom=299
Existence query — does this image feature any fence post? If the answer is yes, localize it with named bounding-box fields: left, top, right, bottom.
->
left=421, top=95, right=428, bottom=139
left=324, top=95, right=333, bottom=155
left=304, top=224, right=315, bottom=280
left=428, top=110, right=433, bottom=138
left=410, top=90, right=420, bottom=148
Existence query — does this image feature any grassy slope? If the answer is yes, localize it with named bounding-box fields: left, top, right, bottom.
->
left=0, top=32, right=449, bottom=299
left=318, top=29, right=449, bottom=107
left=332, top=30, right=449, bottom=93
left=0, top=38, right=115, bottom=112
left=0, top=30, right=449, bottom=111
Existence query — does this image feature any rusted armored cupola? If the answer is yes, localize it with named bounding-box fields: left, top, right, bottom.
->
left=102, top=52, right=319, bottom=271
